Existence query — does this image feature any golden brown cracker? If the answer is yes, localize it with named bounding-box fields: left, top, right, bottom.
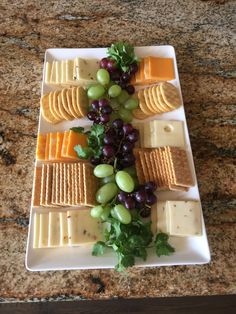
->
left=160, top=82, right=181, bottom=109
left=40, top=164, right=47, bottom=206
left=138, top=90, right=153, bottom=116
left=132, top=108, right=149, bottom=120
left=58, top=93, right=73, bottom=121
left=76, top=86, right=89, bottom=117
left=33, top=167, right=42, bottom=207
left=53, top=90, right=63, bottom=120
left=41, top=94, right=60, bottom=124
left=72, top=87, right=82, bottom=118
left=82, top=163, right=98, bottom=207
left=143, top=88, right=156, bottom=114
left=66, top=88, right=78, bottom=118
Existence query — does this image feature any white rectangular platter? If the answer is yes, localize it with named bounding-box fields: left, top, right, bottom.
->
left=26, top=46, right=211, bottom=271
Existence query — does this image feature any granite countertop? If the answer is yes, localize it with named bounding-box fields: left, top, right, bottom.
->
left=0, top=0, right=235, bottom=303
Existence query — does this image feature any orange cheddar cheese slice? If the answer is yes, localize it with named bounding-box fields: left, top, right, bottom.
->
left=49, top=132, right=57, bottom=161
left=44, top=133, right=50, bottom=161
left=135, top=59, right=145, bottom=84
left=61, top=131, right=70, bottom=158
left=55, top=132, right=64, bottom=160
left=65, top=130, right=88, bottom=159
left=36, top=134, right=46, bottom=160
left=148, top=57, right=175, bottom=81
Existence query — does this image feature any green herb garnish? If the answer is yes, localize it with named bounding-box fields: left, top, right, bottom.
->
left=154, top=232, right=175, bottom=257
left=107, top=42, right=139, bottom=72
left=74, top=124, right=105, bottom=159
left=70, top=127, right=85, bottom=133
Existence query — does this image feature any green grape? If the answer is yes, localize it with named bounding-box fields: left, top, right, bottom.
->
left=90, top=205, right=104, bottom=218
left=96, top=182, right=118, bottom=204
left=94, top=164, right=114, bottom=178
left=113, top=204, right=131, bottom=224
left=123, top=166, right=137, bottom=177
left=124, top=98, right=139, bottom=110
left=108, top=84, right=122, bottom=98
left=109, top=99, right=120, bottom=111
left=111, top=208, right=118, bottom=219
left=117, top=171, right=135, bottom=192
left=109, top=111, right=120, bottom=124
left=100, top=206, right=111, bottom=221
left=115, top=171, right=135, bottom=193
left=87, top=84, right=105, bottom=99
left=118, top=107, right=133, bottom=123
left=101, top=174, right=115, bottom=184
left=117, top=90, right=130, bottom=104
left=96, top=69, right=110, bottom=86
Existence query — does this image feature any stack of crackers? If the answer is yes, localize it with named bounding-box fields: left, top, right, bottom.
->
left=133, top=82, right=181, bottom=120
left=33, top=162, right=98, bottom=207
left=134, top=146, right=194, bottom=191
left=41, top=86, right=88, bottom=124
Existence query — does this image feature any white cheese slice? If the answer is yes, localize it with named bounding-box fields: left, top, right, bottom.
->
left=67, top=209, right=102, bottom=246
left=156, top=201, right=169, bottom=234
left=74, top=57, right=99, bottom=82
left=61, top=60, right=67, bottom=84
left=144, top=120, right=186, bottom=148
left=48, top=212, right=60, bottom=247
left=55, top=61, right=61, bottom=84
left=66, top=59, right=75, bottom=84
left=33, top=213, right=40, bottom=248
left=167, top=200, right=202, bottom=237
left=50, top=61, right=57, bottom=84
left=39, top=213, right=49, bottom=248
left=60, top=211, right=69, bottom=246
left=45, top=62, right=52, bottom=84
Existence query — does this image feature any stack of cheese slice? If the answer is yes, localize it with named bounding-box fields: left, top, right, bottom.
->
left=151, top=200, right=202, bottom=237
left=45, top=57, right=99, bottom=86
left=36, top=130, right=87, bottom=161
left=33, top=209, right=102, bottom=248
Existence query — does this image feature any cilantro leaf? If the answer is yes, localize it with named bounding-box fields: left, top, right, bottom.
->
left=92, top=241, right=106, bottom=256
left=107, top=42, right=139, bottom=72
left=74, top=145, right=94, bottom=159
left=154, top=233, right=175, bottom=257
left=90, top=124, right=105, bottom=138
left=70, top=127, right=85, bottom=133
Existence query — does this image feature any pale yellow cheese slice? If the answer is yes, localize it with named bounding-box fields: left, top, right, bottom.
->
left=48, top=212, right=61, bottom=247
left=39, top=213, right=49, bottom=248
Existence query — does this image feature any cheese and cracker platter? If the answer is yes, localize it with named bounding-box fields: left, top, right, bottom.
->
left=25, top=44, right=210, bottom=271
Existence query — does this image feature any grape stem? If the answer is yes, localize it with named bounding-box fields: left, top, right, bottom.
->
left=113, top=157, right=118, bottom=171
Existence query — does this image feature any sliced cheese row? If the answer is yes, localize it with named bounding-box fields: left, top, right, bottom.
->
left=45, top=58, right=99, bottom=86
left=151, top=200, right=202, bottom=237
left=133, top=120, right=186, bottom=148
left=33, top=209, right=102, bottom=248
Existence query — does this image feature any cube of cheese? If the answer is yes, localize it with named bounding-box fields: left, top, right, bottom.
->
left=167, top=201, right=202, bottom=236
left=67, top=209, right=102, bottom=246
left=48, top=212, right=61, bottom=247
left=156, top=200, right=202, bottom=237
left=74, top=57, right=99, bottom=82
left=144, top=120, right=186, bottom=148
left=147, top=57, right=175, bottom=81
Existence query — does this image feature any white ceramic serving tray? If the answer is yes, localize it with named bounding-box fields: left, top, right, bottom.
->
left=25, top=46, right=211, bottom=271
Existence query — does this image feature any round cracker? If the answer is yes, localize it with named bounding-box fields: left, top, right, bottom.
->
left=151, top=86, right=166, bottom=113
left=156, top=86, right=171, bottom=112
left=143, top=88, right=156, bottom=114
left=66, top=88, right=80, bottom=118
left=49, top=91, right=61, bottom=121
left=138, top=90, right=153, bottom=116
left=61, top=88, right=76, bottom=118
left=132, top=107, right=149, bottom=120
left=41, top=94, right=59, bottom=124
left=148, top=87, right=161, bottom=114
left=57, top=93, right=73, bottom=120
left=53, top=90, right=63, bottom=119
left=76, top=86, right=89, bottom=117
left=160, top=82, right=181, bottom=109
left=71, top=87, right=82, bottom=118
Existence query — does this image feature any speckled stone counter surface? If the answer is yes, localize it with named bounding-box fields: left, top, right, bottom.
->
left=0, top=0, right=235, bottom=303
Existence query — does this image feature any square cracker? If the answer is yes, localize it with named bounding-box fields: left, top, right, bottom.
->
left=33, top=167, right=42, bottom=207
left=51, top=163, right=57, bottom=204
left=166, top=146, right=194, bottom=187
left=82, top=163, right=98, bottom=207
left=45, top=164, right=53, bottom=206
left=59, top=162, right=64, bottom=205
left=40, top=164, right=47, bottom=206
left=78, top=162, right=85, bottom=205
left=133, top=149, right=145, bottom=184
left=149, top=150, right=162, bottom=189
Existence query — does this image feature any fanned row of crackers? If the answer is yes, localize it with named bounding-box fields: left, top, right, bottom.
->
left=134, top=146, right=194, bottom=191
left=33, top=162, right=98, bottom=207
left=41, top=86, right=88, bottom=124
left=133, top=82, right=181, bottom=120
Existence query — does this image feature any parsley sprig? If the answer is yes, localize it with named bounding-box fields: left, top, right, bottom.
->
left=154, top=233, right=175, bottom=257
left=107, top=42, right=139, bottom=72
left=72, top=124, right=105, bottom=159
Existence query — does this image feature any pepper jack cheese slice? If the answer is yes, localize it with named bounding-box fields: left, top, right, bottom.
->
left=74, top=57, right=99, bottom=82
left=67, top=209, right=102, bottom=246
left=143, top=120, right=186, bottom=148
left=60, top=212, right=69, bottom=245
left=39, top=213, right=49, bottom=248
left=48, top=212, right=60, bottom=247
left=66, top=59, right=75, bottom=84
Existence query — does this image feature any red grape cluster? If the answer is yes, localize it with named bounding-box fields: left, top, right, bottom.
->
left=90, top=119, right=139, bottom=168
left=99, top=58, right=138, bottom=95
left=87, top=98, right=113, bottom=125
left=117, top=181, right=157, bottom=217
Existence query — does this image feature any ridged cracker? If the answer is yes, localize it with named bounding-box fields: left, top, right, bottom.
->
left=160, top=82, right=181, bottom=109
left=58, top=93, right=73, bottom=120
left=41, top=94, right=59, bottom=124
left=33, top=167, right=42, bottom=207
left=76, top=86, right=89, bottom=117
